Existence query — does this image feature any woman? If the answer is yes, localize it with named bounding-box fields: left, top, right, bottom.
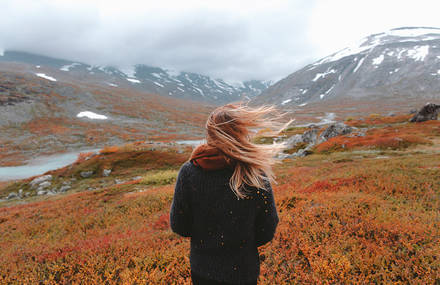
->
left=170, top=102, right=293, bottom=284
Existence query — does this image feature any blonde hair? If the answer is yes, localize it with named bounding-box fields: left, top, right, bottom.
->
left=205, top=101, right=294, bottom=199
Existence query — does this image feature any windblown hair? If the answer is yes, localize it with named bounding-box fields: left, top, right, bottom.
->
left=205, top=101, right=294, bottom=199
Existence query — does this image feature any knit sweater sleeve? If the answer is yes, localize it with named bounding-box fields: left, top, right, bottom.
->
left=255, top=180, right=279, bottom=247
left=170, top=162, right=192, bottom=237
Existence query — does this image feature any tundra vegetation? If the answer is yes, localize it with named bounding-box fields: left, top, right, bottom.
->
left=0, top=113, right=439, bottom=284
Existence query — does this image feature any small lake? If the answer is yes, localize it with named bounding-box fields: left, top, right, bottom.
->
left=0, top=148, right=101, bottom=181
left=0, top=140, right=206, bottom=182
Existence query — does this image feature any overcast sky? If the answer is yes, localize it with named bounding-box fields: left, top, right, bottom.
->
left=1, top=0, right=440, bottom=82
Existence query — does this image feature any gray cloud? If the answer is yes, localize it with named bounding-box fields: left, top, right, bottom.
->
left=1, top=0, right=439, bottom=82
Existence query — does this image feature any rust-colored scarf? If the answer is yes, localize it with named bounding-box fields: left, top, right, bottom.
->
left=189, top=144, right=235, bottom=170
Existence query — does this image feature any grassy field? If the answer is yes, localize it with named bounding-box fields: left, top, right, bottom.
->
left=0, top=116, right=439, bottom=284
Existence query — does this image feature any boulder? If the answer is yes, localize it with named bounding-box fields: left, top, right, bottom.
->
left=318, top=123, right=355, bottom=144
left=38, top=181, right=51, bottom=189
left=6, top=192, right=18, bottom=200
left=30, top=175, right=52, bottom=188
left=410, top=103, right=440, bottom=122
left=103, top=169, right=112, bottom=177
left=37, top=190, right=47, bottom=195
left=80, top=171, right=94, bottom=178
left=59, top=185, right=71, bottom=192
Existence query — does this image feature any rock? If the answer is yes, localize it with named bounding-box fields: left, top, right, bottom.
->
left=59, top=185, right=71, bottom=192
left=103, top=169, right=112, bottom=177
left=38, top=181, right=51, bottom=189
left=318, top=123, right=355, bottom=144
left=30, top=175, right=52, bottom=188
left=80, top=171, right=94, bottom=178
left=47, top=191, right=56, bottom=196
left=24, top=192, right=31, bottom=197
left=301, top=129, right=318, bottom=145
left=115, top=179, right=125, bottom=184
left=18, top=189, right=23, bottom=198
left=37, top=190, right=47, bottom=195
left=7, top=192, right=18, bottom=200
left=177, top=149, right=184, bottom=154
left=410, top=103, right=440, bottom=122
left=387, top=112, right=396, bottom=117
left=62, top=181, right=71, bottom=185
left=409, top=108, right=418, bottom=114
left=132, top=176, right=142, bottom=181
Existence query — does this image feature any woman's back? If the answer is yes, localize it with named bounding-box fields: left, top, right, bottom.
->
left=170, top=161, right=279, bottom=284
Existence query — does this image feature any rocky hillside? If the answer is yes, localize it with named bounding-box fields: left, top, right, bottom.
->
left=0, top=50, right=271, bottom=104
left=253, top=27, right=440, bottom=108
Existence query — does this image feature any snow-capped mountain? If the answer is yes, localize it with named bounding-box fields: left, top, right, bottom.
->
left=252, top=27, right=440, bottom=107
left=0, top=50, right=271, bottom=104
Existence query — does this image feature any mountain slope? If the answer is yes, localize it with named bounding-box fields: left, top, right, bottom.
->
left=253, top=27, right=440, bottom=109
left=0, top=50, right=271, bottom=104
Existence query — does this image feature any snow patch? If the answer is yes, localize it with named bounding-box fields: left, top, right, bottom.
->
left=406, top=45, right=429, bottom=61
left=372, top=54, right=384, bottom=66
left=127, top=78, right=141, bottom=84
left=301, top=89, right=308, bottom=94
left=438, top=70, right=440, bottom=75
left=153, top=81, right=164, bottom=87
left=312, top=69, right=336, bottom=81
left=281, top=99, right=292, bottom=105
left=35, top=73, right=57, bottom=82
left=177, top=87, right=185, bottom=92
left=77, top=111, right=108, bottom=120
left=60, top=63, right=80, bottom=71
left=353, top=57, right=365, bottom=72
left=106, top=82, right=118, bottom=87
left=298, top=103, right=307, bottom=107
left=36, top=65, right=41, bottom=69
left=151, top=73, right=162, bottom=78
left=0, top=48, right=4, bottom=56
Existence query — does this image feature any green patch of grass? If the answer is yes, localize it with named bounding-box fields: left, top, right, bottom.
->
left=140, top=170, right=178, bottom=185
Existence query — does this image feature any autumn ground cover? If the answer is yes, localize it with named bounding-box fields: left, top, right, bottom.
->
left=0, top=118, right=439, bottom=284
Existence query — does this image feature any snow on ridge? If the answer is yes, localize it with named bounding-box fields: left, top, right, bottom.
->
left=312, top=69, right=336, bottom=81
left=121, top=66, right=136, bottom=78
left=35, top=73, right=57, bottom=82
left=353, top=57, right=365, bottom=73
left=281, top=99, right=292, bottom=105
left=127, top=78, right=141, bottom=84
left=165, top=68, right=181, bottom=77
left=372, top=54, right=385, bottom=66
left=77, top=111, right=108, bottom=120
left=60, top=63, right=80, bottom=72
left=407, top=45, right=429, bottom=61
left=387, top=27, right=440, bottom=38
left=151, top=73, right=162, bottom=79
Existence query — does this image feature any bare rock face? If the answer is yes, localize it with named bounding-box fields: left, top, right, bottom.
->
left=410, top=103, right=440, bottom=122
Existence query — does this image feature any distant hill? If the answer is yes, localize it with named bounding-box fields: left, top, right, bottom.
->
left=0, top=50, right=271, bottom=104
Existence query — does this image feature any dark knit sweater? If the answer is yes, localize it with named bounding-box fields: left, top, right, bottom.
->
left=170, top=161, right=279, bottom=284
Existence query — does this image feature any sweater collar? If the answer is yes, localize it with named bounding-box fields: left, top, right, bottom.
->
left=189, top=143, right=234, bottom=171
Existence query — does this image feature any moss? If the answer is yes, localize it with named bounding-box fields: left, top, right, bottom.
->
left=140, top=170, right=178, bottom=185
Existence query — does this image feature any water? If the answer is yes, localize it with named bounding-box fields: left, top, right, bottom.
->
left=175, top=139, right=205, bottom=146
left=0, top=148, right=101, bottom=181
